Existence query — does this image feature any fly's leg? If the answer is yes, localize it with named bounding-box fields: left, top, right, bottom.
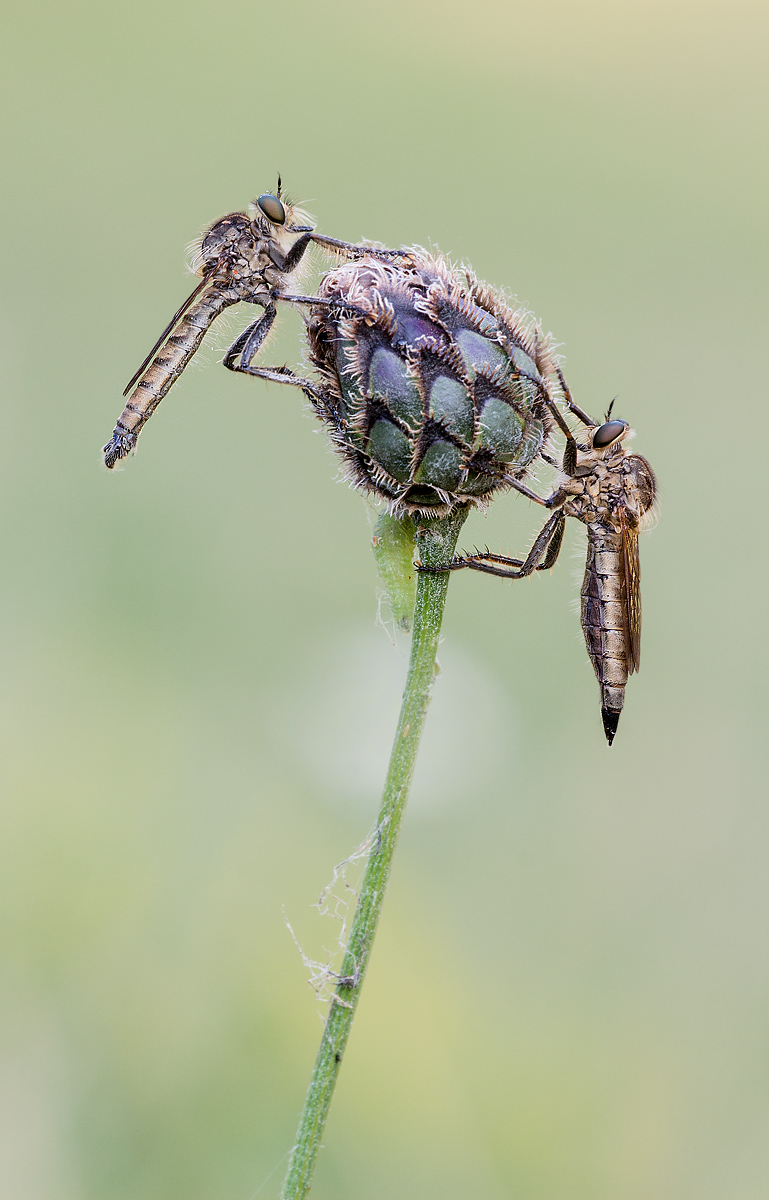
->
left=223, top=293, right=369, bottom=434
left=473, top=463, right=567, bottom=510
left=515, top=369, right=583, bottom=476
left=276, top=293, right=368, bottom=319
left=256, top=366, right=340, bottom=418
left=309, top=233, right=412, bottom=260
left=232, top=360, right=345, bottom=432
left=273, top=232, right=410, bottom=277
left=556, top=368, right=596, bottom=428
left=276, top=232, right=314, bottom=274
left=418, top=510, right=566, bottom=579
left=223, top=304, right=278, bottom=374
left=228, top=362, right=327, bottom=405
left=500, top=476, right=567, bottom=508
left=223, top=295, right=366, bottom=378
left=223, top=311, right=323, bottom=401
left=541, top=391, right=582, bottom=476
left=223, top=316, right=344, bottom=430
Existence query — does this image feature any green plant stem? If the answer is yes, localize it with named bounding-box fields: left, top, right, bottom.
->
left=280, top=504, right=469, bottom=1200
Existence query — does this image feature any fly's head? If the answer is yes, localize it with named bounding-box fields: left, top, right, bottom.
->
left=578, top=416, right=632, bottom=469
left=592, top=417, right=630, bottom=452
left=248, top=182, right=314, bottom=256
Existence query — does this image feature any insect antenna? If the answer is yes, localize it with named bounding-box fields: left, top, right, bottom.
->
left=604, top=398, right=617, bottom=421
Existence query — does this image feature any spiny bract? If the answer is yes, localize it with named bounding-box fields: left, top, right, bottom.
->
left=307, top=250, right=559, bottom=515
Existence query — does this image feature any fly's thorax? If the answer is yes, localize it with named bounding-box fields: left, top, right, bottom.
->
left=307, top=250, right=556, bottom=514
left=576, top=449, right=656, bottom=526
left=192, top=192, right=313, bottom=281
left=559, top=458, right=609, bottom=524
left=559, top=440, right=644, bottom=525
left=193, top=209, right=301, bottom=293
left=197, top=212, right=257, bottom=276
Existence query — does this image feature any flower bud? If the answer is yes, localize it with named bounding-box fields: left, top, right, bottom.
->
left=307, top=250, right=557, bottom=514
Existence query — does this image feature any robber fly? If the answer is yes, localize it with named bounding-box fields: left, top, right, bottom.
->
left=103, top=181, right=406, bottom=468
left=419, top=373, right=657, bottom=744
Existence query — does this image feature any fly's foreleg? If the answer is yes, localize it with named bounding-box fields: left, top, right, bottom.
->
left=309, top=233, right=411, bottom=260
left=275, top=232, right=315, bottom=274
left=537, top=389, right=583, bottom=476
left=418, top=510, right=566, bottom=579
left=275, top=232, right=409, bottom=277
left=556, top=368, right=596, bottom=428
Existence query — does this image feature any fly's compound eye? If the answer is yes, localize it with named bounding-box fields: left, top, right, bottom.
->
left=592, top=419, right=627, bottom=448
left=256, top=193, right=286, bottom=225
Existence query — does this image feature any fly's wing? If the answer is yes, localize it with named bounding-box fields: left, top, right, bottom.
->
left=123, top=273, right=212, bottom=396
left=619, top=506, right=642, bottom=674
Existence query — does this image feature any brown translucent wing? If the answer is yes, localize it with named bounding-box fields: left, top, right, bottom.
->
left=619, top=506, right=642, bottom=674
left=123, top=274, right=212, bottom=396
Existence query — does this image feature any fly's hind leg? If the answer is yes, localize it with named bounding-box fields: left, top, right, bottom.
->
left=418, top=510, right=566, bottom=579
left=224, top=300, right=346, bottom=407
left=223, top=303, right=278, bottom=375
left=224, top=291, right=370, bottom=376
left=235, top=361, right=346, bottom=432
left=223, top=300, right=335, bottom=378
left=223, top=313, right=344, bottom=430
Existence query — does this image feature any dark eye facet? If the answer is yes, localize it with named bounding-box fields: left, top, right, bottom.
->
left=256, top=193, right=286, bottom=225
left=593, top=419, right=627, bottom=448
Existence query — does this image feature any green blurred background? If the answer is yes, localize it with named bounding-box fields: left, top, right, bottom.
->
left=1, top=1, right=767, bottom=1196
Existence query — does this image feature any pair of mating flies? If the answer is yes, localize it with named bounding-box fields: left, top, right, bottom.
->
left=103, top=183, right=656, bottom=744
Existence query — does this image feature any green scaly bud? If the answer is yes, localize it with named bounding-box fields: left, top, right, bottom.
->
left=307, top=249, right=558, bottom=515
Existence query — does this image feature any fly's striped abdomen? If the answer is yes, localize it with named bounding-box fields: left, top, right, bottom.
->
left=581, top=525, right=628, bottom=734
left=103, top=287, right=236, bottom=469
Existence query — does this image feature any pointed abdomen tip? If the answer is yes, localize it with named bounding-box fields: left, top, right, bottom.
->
left=601, top=707, right=621, bottom=746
